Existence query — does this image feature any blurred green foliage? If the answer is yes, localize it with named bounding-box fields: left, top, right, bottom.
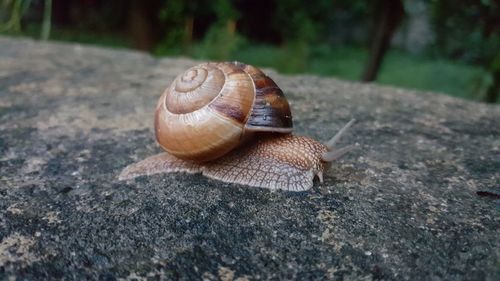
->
left=0, top=0, right=498, bottom=102
left=198, top=0, right=242, bottom=60
left=429, top=0, right=500, bottom=102
left=155, top=0, right=190, bottom=55
left=0, top=0, right=32, bottom=32
left=215, top=43, right=488, bottom=100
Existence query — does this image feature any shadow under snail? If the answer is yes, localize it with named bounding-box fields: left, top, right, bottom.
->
left=119, top=61, right=356, bottom=191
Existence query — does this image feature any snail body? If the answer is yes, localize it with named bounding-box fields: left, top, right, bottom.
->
left=119, top=62, right=355, bottom=191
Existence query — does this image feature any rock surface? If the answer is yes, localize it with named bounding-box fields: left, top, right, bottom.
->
left=0, top=37, right=499, bottom=280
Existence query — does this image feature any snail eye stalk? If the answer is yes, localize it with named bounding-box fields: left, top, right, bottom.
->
left=324, top=119, right=356, bottom=150
left=322, top=119, right=356, bottom=162
left=322, top=145, right=355, bottom=162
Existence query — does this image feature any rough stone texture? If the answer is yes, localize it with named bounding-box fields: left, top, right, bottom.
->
left=0, top=37, right=499, bottom=280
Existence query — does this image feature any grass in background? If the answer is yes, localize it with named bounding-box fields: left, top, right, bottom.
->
left=377, top=50, right=490, bottom=100
left=2, top=23, right=131, bottom=49
left=225, top=43, right=489, bottom=101
left=0, top=27, right=490, bottom=101
left=308, top=45, right=367, bottom=80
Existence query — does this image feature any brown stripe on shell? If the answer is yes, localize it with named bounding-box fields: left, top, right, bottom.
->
left=207, top=63, right=255, bottom=125
left=208, top=101, right=246, bottom=123
left=231, top=63, right=293, bottom=130
left=248, top=86, right=292, bottom=128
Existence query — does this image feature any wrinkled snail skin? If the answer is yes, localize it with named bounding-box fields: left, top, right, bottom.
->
left=119, top=61, right=356, bottom=191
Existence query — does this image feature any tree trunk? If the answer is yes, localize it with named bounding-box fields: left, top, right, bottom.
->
left=128, top=0, right=162, bottom=51
left=183, top=16, right=194, bottom=51
left=485, top=70, right=499, bottom=103
left=480, top=0, right=500, bottom=103
left=361, top=0, right=405, bottom=82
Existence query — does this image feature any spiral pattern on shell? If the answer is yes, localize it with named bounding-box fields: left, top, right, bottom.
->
left=154, top=62, right=293, bottom=162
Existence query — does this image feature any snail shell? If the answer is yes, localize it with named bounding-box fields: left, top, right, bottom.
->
left=119, top=62, right=356, bottom=191
left=154, top=62, right=292, bottom=162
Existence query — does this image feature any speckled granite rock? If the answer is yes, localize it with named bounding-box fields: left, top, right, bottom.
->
left=0, top=36, right=498, bottom=280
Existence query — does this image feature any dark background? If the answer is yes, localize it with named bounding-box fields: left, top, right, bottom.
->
left=1, top=0, right=499, bottom=103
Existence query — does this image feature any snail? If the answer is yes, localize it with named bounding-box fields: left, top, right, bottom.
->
left=119, top=61, right=356, bottom=192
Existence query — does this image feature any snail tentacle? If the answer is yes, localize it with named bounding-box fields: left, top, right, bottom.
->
left=324, top=119, right=356, bottom=150
left=321, top=145, right=355, bottom=162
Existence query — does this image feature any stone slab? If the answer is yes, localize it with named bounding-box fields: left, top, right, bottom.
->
left=0, top=37, right=499, bottom=280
